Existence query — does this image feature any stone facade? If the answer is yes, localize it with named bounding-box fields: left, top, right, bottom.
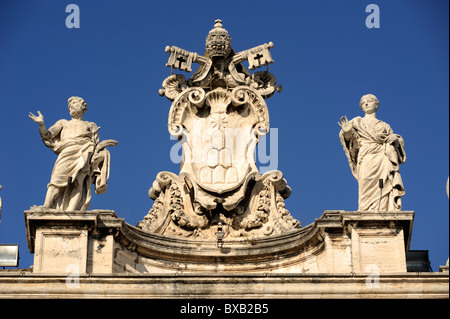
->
left=23, top=208, right=414, bottom=275
left=0, top=207, right=447, bottom=298
left=0, top=271, right=447, bottom=298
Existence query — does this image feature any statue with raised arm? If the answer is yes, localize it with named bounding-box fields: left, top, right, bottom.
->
left=29, top=96, right=117, bottom=211
left=338, top=94, right=406, bottom=211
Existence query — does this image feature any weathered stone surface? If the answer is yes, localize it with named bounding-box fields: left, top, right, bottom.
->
left=0, top=271, right=448, bottom=299
left=138, top=170, right=299, bottom=240
left=6, top=206, right=450, bottom=299
left=25, top=207, right=120, bottom=274
left=24, top=207, right=416, bottom=275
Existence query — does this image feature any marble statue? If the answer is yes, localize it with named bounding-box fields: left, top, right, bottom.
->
left=29, top=96, right=117, bottom=211
left=138, top=20, right=300, bottom=239
left=339, top=94, right=406, bottom=211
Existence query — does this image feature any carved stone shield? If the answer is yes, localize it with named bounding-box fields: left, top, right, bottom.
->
left=189, top=115, right=254, bottom=194
left=168, top=86, right=269, bottom=204
left=139, top=19, right=302, bottom=238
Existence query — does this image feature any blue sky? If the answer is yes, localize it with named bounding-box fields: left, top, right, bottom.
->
left=0, top=0, right=448, bottom=271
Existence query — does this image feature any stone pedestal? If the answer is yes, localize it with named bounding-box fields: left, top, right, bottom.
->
left=25, top=208, right=122, bottom=274
left=342, top=212, right=411, bottom=273
left=25, top=207, right=414, bottom=275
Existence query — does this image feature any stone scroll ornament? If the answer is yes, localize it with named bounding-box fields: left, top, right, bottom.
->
left=29, top=96, right=118, bottom=211
left=339, top=94, right=406, bottom=211
left=138, top=20, right=301, bottom=239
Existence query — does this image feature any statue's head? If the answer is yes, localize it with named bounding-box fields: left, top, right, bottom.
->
left=205, top=19, right=232, bottom=59
left=68, top=96, right=87, bottom=117
left=360, top=94, right=379, bottom=113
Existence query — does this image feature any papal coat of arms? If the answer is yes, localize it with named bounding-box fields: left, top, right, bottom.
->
left=138, top=20, right=300, bottom=239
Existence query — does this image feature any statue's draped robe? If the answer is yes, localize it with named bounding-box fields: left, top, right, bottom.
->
left=43, top=120, right=111, bottom=211
left=339, top=116, right=406, bottom=211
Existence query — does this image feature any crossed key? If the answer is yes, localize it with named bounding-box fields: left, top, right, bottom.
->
left=165, top=42, right=275, bottom=72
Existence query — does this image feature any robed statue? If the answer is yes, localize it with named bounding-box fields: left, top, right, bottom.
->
left=29, top=96, right=117, bottom=211
left=339, top=94, right=406, bottom=211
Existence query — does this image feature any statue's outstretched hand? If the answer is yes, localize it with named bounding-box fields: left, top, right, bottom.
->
left=29, top=111, right=44, bottom=124
left=338, top=116, right=352, bottom=133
